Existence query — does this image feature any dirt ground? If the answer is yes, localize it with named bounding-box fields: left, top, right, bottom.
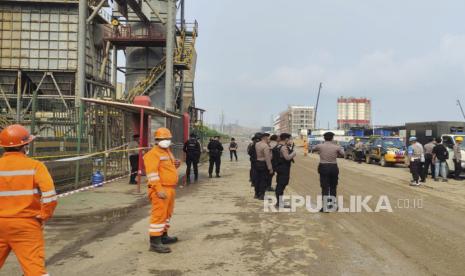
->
left=3, top=147, right=465, bottom=276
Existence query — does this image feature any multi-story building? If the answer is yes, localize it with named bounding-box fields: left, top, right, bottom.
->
left=274, top=111, right=290, bottom=134
left=274, top=106, right=315, bottom=137
left=337, top=97, right=371, bottom=129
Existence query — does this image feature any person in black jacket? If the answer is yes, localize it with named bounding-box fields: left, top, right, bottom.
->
left=432, top=137, right=449, bottom=182
left=208, top=136, right=224, bottom=178
left=183, top=133, right=202, bottom=182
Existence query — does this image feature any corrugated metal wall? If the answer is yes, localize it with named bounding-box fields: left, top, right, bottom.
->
left=0, top=3, right=78, bottom=71
left=0, top=2, right=111, bottom=81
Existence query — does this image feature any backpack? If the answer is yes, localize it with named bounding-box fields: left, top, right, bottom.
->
left=271, top=145, right=284, bottom=170
left=248, top=142, right=257, bottom=161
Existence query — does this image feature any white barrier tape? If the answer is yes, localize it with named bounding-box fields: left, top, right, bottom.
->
left=40, top=145, right=151, bottom=163
left=57, top=172, right=137, bottom=199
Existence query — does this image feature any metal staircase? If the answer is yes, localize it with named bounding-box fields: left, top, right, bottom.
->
left=175, top=21, right=198, bottom=70
left=125, top=57, right=167, bottom=103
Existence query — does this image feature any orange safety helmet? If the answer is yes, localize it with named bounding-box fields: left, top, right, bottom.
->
left=154, top=127, right=173, bottom=139
left=0, top=124, right=35, bottom=148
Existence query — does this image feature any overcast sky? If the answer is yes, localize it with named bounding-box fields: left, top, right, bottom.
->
left=185, top=0, right=465, bottom=128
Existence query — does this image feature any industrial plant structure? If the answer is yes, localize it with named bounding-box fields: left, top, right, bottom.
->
left=0, top=0, right=201, bottom=191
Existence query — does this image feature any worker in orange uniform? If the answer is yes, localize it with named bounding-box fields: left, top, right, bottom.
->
left=144, top=127, right=181, bottom=253
left=303, top=138, right=309, bottom=157
left=0, top=124, right=57, bottom=276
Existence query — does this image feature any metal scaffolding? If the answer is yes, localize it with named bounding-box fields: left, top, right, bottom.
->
left=0, top=0, right=201, bottom=190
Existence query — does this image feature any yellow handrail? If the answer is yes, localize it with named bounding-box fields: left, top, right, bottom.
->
left=125, top=57, right=167, bottom=102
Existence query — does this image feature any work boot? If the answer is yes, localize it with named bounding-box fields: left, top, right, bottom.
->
left=266, top=187, right=275, bottom=192
left=149, top=236, right=171, bottom=253
left=216, top=174, right=221, bottom=178
left=434, top=178, right=439, bottom=182
left=442, top=179, right=448, bottom=182
left=209, top=174, right=213, bottom=178
left=161, top=232, right=178, bottom=244
left=194, top=176, right=198, bottom=182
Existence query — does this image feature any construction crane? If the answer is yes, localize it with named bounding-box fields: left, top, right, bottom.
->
left=457, top=99, right=465, bottom=121
left=313, top=82, right=323, bottom=129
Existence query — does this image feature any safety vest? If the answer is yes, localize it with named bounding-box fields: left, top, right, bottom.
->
left=0, top=152, right=57, bottom=220
left=143, top=146, right=179, bottom=192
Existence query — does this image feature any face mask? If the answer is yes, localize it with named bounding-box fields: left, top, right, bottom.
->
left=158, top=140, right=172, bottom=148
left=23, top=145, right=30, bottom=155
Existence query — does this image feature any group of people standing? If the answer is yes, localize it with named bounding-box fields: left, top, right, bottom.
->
left=248, top=132, right=296, bottom=208
left=408, top=136, right=463, bottom=186
left=183, top=134, right=239, bottom=181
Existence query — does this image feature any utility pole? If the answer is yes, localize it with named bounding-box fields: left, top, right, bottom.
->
left=75, top=0, right=88, bottom=188
left=165, top=0, right=176, bottom=112
left=457, top=99, right=465, bottom=121
left=220, top=111, right=225, bottom=133
left=16, top=70, right=21, bottom=123
left=314, top=82, right=322, bottom=130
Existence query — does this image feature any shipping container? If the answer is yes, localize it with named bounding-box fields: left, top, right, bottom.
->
left=405, top=121, right=465, bottom=145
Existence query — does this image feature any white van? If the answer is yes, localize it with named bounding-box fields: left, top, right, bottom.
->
left=440, top=134, right=465, bottom=176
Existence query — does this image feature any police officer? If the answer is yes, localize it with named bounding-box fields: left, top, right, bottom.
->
left=267, top=134, right=279, bottom=192
left=208, top=136, right=223, bottom=178
left=423, top=138, right=436, bottom=181
left=313, top=132, right=344, bottom=212
left=453, top=136, right=463, bottom=180
left=255, top=133, right=273, bottom=200
left=274, top=133, right=296, bottom=208
left=183, top=133, right=201, bottom=182
left=354, top=138, right=364, bottom=164
left=408, top=137, right=424, bottom=186
left=248, top=133, right=262, bottom=188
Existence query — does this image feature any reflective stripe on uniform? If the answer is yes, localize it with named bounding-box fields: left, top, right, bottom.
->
left=148, top=176, right=160, bottom=181
left=0, top=169, right=36, bottom=176
left=149, top=223, right=166, bottom=232
left=0, top=188, right=39, bottom=196
left=42, top=196, right=57, bottom=203
left=147, top=173, right=159, bottom=178
left=149, top=229, right=165, bottom=233
left=42, top=190, right=56, bottom=197
left=160, top=156, right=169, bottom=161
left=147, top=173, right=160, bottom=182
